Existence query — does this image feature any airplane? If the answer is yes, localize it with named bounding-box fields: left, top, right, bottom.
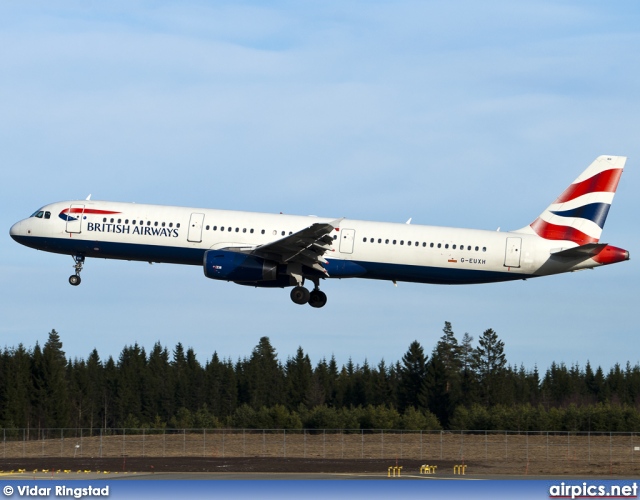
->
left=9, top=155, right=629, bottom=308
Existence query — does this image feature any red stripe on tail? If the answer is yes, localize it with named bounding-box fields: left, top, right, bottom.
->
left=530, top=218, right=598, bottom=244
left=554, top=168, right=622, bottom=204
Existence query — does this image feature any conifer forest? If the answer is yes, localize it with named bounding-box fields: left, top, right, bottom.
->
left=2, top=323, right=640, bottom=432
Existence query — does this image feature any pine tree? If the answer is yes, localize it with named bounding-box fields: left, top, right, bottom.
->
left=398, top=341, right=428, bottom=412
left=472, top=328, right=507, bottom=406
left=41, top=330, right=70, bottom=427
left=246, top=337, right=284, bottom=408
left=285, top=347, right=313, bottom=410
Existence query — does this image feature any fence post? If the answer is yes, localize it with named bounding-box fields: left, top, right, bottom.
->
left=304, top=429, right=306, bottom=459
left=485, top=430, right=488, bottom=460
left=283, top=429, right=286, bottom=458
left=99, top=428, right=103, bottom=458
left=440, top=430, right=443, bottom=460
left=588, top=432, right=591, bottom=464
left=142, top=428, right=145, bottom=458
left=60, top=428, right=63, bottom=457
left=203, top=429, right=206, bottom=458
left=381, top=429, right=384, bottom=459
left=504, top=431, right=507, bottom=459
left=321, top=429, right=326, bottom=458
left=23, top=428, right=25, bottom=459
left=420, top=430, right=423, bottom=461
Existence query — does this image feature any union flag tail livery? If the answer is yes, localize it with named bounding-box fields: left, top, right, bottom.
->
left=519, top=155, right=625, bottom=244
left=10, top=155, right=629, bottom=308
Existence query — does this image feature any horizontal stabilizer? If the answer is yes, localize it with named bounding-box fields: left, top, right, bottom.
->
left=551, top=243, right=608, bottom=259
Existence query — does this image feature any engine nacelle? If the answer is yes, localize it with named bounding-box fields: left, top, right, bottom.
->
left=204, top=250, right=278, bottom=283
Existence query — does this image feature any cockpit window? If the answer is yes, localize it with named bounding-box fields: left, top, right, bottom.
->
left=44, top=212, right=51, bottom=219
left=31, top=211, right=44, bottom=219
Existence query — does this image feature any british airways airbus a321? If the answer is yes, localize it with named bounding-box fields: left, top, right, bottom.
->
left=10, top=155, right=629, bottom=308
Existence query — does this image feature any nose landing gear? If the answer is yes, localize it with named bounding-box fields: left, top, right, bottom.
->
left=69, top=255, right=85, bottom=286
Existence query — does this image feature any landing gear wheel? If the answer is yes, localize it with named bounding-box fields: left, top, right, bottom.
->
left=308, top=290, right=327, bottom=308
left=290, top=286, right=310, bottom=305
left=69, top=254, right=85, bottom=286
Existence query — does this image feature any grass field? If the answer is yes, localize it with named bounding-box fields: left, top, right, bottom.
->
left=2, top=429, right=640, bottom=475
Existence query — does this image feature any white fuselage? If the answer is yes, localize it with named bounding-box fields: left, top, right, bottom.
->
left=10, top=199, right=603, bottom=287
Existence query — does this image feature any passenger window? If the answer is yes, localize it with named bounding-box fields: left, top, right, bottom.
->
left=162, top=222, right=166, bottom=227
left=132, top=220, right=136, bottom=224
left=363, top=237, right=367, bottom=242
left=221, top=227, right=225, bottom=231
left=333, top=235, right=338, bottom=240
left=393, top=240, right=397, bottom=245
left=243, top=228, right=246, bottom=233
left=110, top=218, right=114, bottom=223
left=400, top=241, right=404, bottom=245
left=125, top=219, right=129, bottom=224
left=482, top=247, right=487, bottom=252
left=103, top=218, right=107, bottom=222
left=378, top=238, right=382, bottom=243
left=430, top=243, right=434, bottom=248
left=154, top=222, right=158, bottom=227
left=407, top=241, right=411, bottom=246
left=282, top=231, right=285, bottom=236
left=415, top=242, right=419, bottom=247
left=147, top=221, right=151, bottom=226
left=206, top=225, right=210, bottom=230
left=370, top=238, right=374, bottom=243
left=168, top=222, right=172, bottom=228
left=250, top=229, right=254, bottom=233
left=261, top=229, right=265, bottom=234
left=445, top=244, right=449, bottom=249
left=475, top=246, right=479, bottom=251
left=118, top=219, right=122, bottom=224
left=437, top=243, right=441, bottom=248
left=467, top=245, right=471, bottom=251
left=385, top=239, right=389, bottom=244
left=176, top=223, right=180, bottom=228
left=452, top=245, right=456, bottom=250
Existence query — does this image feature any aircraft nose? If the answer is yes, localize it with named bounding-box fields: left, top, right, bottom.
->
left=9, top=220, right=24, bottom=242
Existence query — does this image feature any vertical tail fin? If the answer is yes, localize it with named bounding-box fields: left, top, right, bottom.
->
left=516, top=155, right=626, bottom=244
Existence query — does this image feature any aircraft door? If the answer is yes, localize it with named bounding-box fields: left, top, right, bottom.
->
left=339, top=228, right=356, bottom=254
left=65, top=204, right=85, bottom=234
left=187, top=213, right=205, bottom=243
left=504, top=237, right=522, bottom=268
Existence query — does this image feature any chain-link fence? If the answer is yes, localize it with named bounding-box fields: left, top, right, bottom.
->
left=1, top=428, right=640, bottom=466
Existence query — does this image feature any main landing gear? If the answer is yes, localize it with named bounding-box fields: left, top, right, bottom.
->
left=290, top=284, right=328, bottom=308
left=69, top=255, right=85, bottom=286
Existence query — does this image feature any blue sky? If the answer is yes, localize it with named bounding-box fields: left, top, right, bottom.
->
left=1, top=0, right=639, bottom=373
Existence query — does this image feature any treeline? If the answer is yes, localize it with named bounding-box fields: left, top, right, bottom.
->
left=2, top=325, right=640, bottom=432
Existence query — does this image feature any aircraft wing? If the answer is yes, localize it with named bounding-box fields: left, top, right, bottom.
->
left=250, top=218, right=343, bottom=274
